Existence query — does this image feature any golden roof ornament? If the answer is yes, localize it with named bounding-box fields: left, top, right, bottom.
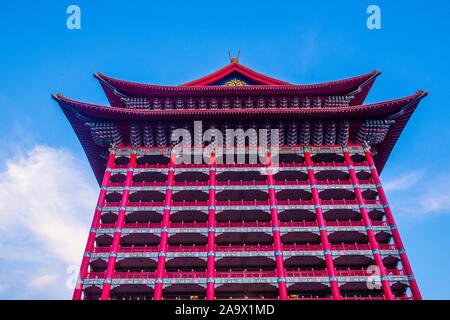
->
left=228, top=50, right=240, bottom=64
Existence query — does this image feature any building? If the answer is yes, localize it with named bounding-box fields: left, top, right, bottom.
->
left=53, top=58, right=426, bottom=300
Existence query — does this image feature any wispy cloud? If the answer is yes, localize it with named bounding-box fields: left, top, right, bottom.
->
left=383, top=171, right=423, bottom=192
left=419, top=186, right=450, bottom=214
left=28, top=274, right=59, bottom=290
left=382, top=170, right=450, bottom=218
left=0, top=145, right=98, bottom=299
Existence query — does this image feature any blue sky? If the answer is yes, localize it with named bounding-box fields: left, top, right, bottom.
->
left=0, top=1, right=448, bottom=299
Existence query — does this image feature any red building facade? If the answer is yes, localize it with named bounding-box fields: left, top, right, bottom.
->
left=53, top=60, right=426, bottom=300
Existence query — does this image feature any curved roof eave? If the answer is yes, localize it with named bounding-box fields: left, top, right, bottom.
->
left=52, top=91, right=426, bottom=184
left=52, top=91, right=424, bottom=121
left=94, top=70, right=380, bottom=108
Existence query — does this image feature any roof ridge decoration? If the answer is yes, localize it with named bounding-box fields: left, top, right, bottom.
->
left=228, top=50, right=240, bottom=64
left=181, top=62, right=291, bottom=86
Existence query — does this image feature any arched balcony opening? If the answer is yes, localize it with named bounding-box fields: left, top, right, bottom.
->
left=339, top=286, right=384, bottom=300
left=215, top=283, right=279, bottom=300
left=216, top=190, right=269, bottom=202
left=215, top=256, right=276, bottom=270
left=168, top=233, right=208, bottom=246
left=89, top=259, right=108, bottom=273
left=327, top=230, right=367, bottom=244
left=175, top=171, right=209, bottom=182
left=105, top=191, right=123, bottom=203
left=110, top=284, right=155, bottom=301
left=83, top=286, right=101, bottom=301
left=129, top=190, right=166, bottom=203
left=278, top=209, right=315, bottom=222
left=375, top=231, right=392, bottom=244
left=350, top=153, right=366, bottom=163
left=216, top=170, right=267, bottom=182
left=274, top=170, right=308, bottom=181
left=362, top=189, right=378, bottom=200
left=125, top=210, right=163, bottom=224
left=110, top=173, right=126, bottom=184
left=163, top=284, right=206, bottom=297
left=115, top=258, right=158, bottom=272
left=323, top=209, right=361, bottom=221
left=216, top=209, right=270, bottom=223
left=319, top=189, right=356, bottom=201
left=367, top=209, right=384, bottom=221
left=120, top=233, right=161, bottom=247
left=275, top=189, right=312, bottom=201
left=279, top=153, right=305, bottom=163
left=115, top=155, right=131, bottom=166
left=95, top=234, right=113, bottom=247
left=281, top=232, right=320, bottom=244
left=215, top=231, right=273, bottom=245
left=311, top=153, right=345, bottom=163
left=287, top=282, right=331, bottom=300
left=137, top=154, right=170, bottom=165
left=172, top=190, right=209, bottom=202
left=101, top=211, right=118, bottom=224
left=356, top=170, right=373, bottom=181
left=333, top=255, right=374, bottom=269
left=315, top=170, right=349, bottom=181
left=165, top=257, right=207, bottom=270
left=170, top=210, right=208, bottom=223
left=133, top=171, right=168, bottom=183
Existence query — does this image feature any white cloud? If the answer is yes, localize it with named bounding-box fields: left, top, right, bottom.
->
left=28, top=274, right=59, bottom=290
left=383, top=170, right=450, bottom=218
left=419, top=185, right=450, bottom=214
left=0, top=145, right=98, bottom=299
left=383, top=171, right=423, bottom=192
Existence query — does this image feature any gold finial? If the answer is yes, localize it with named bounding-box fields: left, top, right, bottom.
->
left=228, top=50, right=240, bottom=63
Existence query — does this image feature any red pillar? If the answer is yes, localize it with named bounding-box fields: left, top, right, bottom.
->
left=100, top=149, right=137, bottom=300
left=206, top=153, right=216, bottom=300
left=364, top=145, right=422, bottom=300
left=153, top=152, right=177, bottom=300
left=73, top=149, right=116, bottom=300
left=343, top=146, right=394, bottom=300
left=304, top=149, right=341, bottom=300
left=265, top=152, right=289, bottom=300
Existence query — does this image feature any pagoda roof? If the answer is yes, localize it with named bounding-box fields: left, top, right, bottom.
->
left=180, top=62, right=292, bottom=86
left=94, top=63, right=380, bottom=108
left=52, top=91, right=427, bottom=184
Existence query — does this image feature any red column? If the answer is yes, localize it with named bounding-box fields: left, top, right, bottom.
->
left=153, top=152, right=177, bottom=300
left=343, top=147, right=394, bottom=300
left=265, top=152, right=289, bottom=300
left=73, top=150, right=116, bottom=300
left=206, top=153, right=216, bottom=300
left=100, top=149, right=137, bottom=300
left=364, top=145, right=422, bottom=300
left=304, top=149, right=341, bottom=300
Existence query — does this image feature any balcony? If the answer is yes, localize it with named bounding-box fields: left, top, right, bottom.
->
left=89, top=242, right=398, bottom=271
left=103, top=199, right=382, bottom=209
left=94, top=218, right=391, bottom=246
left=83, top=268, right=407, bottom=285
